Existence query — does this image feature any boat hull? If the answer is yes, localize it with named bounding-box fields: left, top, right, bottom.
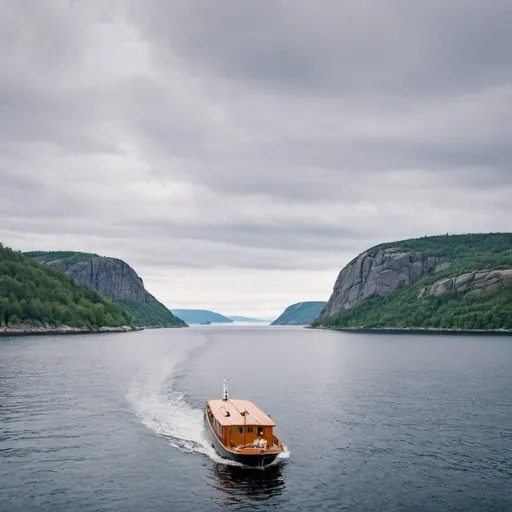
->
left=203, top=412, right=280, bottom=467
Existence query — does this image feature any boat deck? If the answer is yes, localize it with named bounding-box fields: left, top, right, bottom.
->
left=232, top=435, right=284, bottom=454
left=208, top=399, right=275, bottom=427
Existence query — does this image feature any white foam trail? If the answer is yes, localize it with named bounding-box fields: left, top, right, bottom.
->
left=127, top=354, right=241, bottom=465
left=127, top=350, right=290, bottom=466
left=276, top=446, right=291, bottom=460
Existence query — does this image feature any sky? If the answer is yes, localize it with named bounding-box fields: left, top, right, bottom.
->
left=1, top=1, right=512, bottom=318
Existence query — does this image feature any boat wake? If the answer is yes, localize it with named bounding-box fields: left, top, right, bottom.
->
left=127, top=349, right=289, bottom=467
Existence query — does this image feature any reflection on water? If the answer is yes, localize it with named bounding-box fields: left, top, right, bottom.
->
left=210, top=461, right=286, bottom=508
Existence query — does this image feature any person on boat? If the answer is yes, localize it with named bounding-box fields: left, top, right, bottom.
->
left=253, top=438, right=268, bottom=448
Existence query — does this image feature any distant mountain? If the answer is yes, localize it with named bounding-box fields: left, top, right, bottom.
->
left=23, top=251, right=186, bottom=328
left=171, top=309, right=233, bottom=324
left=227, top=315, right=268, bottom=323
left=271, top=301, right=327, bottom=326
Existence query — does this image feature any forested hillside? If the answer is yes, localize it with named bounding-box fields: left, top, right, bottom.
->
left=24, top=250, right=186, bottom=328
left=314, top=233, right=512, bottom=331
left=0, top=244, right=132, bottom=329
left=271, top=301, right=326, bottom=325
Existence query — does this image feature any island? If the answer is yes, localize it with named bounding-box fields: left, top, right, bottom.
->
left=227, top=315, right=269, bottom=323
left=170, top=309, right=233, bottom=324
left=311, top=233, right=512, bottom=333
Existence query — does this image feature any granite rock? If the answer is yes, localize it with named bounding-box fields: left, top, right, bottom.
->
left=318, top=249, right=440, bottom=320
left=418, top=269, right=512, bottom=298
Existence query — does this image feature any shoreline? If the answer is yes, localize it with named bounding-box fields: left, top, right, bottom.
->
left=143, top=324, right=189, bottom=329
left=307, top=326, right=512, bottom=336
left=0, top=325, right=144, bottom=337
left=0, top=323, right=190, bottom=336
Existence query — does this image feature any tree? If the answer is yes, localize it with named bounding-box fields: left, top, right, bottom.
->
left=8, top=315, right=21, bottom=326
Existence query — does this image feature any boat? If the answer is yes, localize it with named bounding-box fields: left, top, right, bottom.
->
left=204, top=380, right=285, bottom=467
left=200, top=321, right=211, bottom=325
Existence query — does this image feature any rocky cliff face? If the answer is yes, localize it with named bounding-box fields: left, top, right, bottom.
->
left=25, top=252, right=186, bottom=327
left=46, top=257, right=152, bottom=303
left=419, top=269, right=512, bottom=298
left=318, top=249, right=441, bottom=320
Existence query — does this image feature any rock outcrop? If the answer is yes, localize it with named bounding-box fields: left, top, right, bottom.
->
left=419, top=269, right=512, bottom=298
left=318, top=249, right=440, bottom=320
left=45, top=257, right=152, bottom=303
left=313, top=233, right=512, bottom=330
left=24, top=252, right=186, bottom=327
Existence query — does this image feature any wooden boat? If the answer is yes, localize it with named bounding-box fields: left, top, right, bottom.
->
left=204, top=380, right=285, bottom=467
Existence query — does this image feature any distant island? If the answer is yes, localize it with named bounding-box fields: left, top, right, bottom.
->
left=227, top=315, right=269, bottom=323
left=23, top=251, right=186, bottom=328
left=171, top=309, right=233, bottom=324
left=0, top=243, right=137, bottom=334
left=271, top=301, right=327, bottom=325
left=312, top=233, right=512, bottom=332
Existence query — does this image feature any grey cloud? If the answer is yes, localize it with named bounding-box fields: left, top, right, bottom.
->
left=1, top=1, right=512, bottom=315
left=2, top=205, right=373, bottom=255
left=129, top=0, right=512, bottom=96
left=0, top=86, right=119, bottom=155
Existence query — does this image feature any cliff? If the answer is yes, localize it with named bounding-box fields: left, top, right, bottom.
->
left=271, top=301, right=326, bottom=325
left=314, top=233, right=512, bottom=331
left=40, top=256, right=149, bottom=302
left=318, top=250, right=440, bottom=320
left=23, top=251, right=186, bottom=328
left=0, top=244, right=135, bottom=331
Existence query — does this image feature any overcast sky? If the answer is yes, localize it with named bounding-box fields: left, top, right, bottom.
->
left=1, top=1, right=512, bottom=318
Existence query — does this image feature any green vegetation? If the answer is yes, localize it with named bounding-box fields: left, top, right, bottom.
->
left=23, top=250, right=104, bottom=267
left=314, top=233, right=512, bottom=331
left=120, top=300, right=187, bottom=328
left=313, top=285, right=512, bottom=330
left=366, top=232, right=512, bottom=260
left=0, top=244, right=132, bottom=329
left=272, top=301, right=326, bottom=325
left=23, top=250, right=186, bottom=328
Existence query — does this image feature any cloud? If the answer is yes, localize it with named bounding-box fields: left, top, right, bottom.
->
left=1, top=0, right=511, bottom=316
left=128, top=0, right=512, bottom=95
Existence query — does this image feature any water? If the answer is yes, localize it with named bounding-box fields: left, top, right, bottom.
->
left=1, top=326, right=511, bottom=511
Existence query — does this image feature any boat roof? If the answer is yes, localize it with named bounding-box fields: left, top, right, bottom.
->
left=207, top=399, right=275, bottom=427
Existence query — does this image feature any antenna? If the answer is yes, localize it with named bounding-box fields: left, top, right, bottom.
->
left=223, top=379, right=229, bottom=401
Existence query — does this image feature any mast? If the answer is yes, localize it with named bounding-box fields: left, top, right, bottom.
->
left=244, top=411, right=247, bottom=446
left=223, top=379, right=229, bottom=401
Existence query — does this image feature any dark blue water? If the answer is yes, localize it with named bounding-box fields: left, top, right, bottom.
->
left=1, top=326, right=511, bottom=511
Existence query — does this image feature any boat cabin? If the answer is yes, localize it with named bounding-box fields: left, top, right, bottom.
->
left=206, top=398, right=276, bottom=449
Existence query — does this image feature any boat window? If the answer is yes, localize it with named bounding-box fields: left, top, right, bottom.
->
left=248, top=427, right=253, bottom=434
left=237, top=427, right=243, bottom=435
left=258, top=427, right=263, bottom=436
